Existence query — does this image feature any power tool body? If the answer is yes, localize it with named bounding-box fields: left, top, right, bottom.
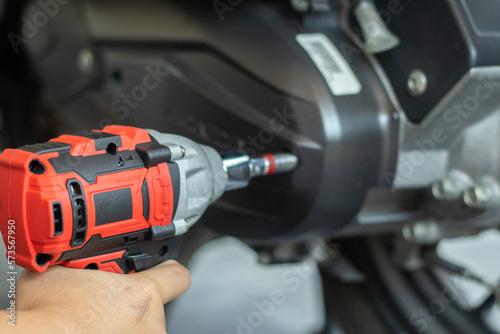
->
left=0, top=126, right=297, bottom=273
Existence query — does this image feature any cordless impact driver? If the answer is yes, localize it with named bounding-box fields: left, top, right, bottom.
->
left=0, top=126, right=298, bottom=273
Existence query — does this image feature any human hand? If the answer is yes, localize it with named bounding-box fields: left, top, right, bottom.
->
left=1, top=260, right=190, bottom=334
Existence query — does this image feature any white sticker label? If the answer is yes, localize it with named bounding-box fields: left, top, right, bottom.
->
left=296, top=33, right=362, bottom=96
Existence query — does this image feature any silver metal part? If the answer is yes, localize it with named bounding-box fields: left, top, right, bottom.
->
left=402, top=220, right=440, bottom=244
left=291, top=0, right=310, bottom=12
left=172, top=219, right=190, bottom=235
left=168, top=144, right=185, bottom=161
left=407, top=69, right=428, bottom=97
left=310, top=0, right=330, bottom=12
left=272, top=153, right=300, bottom=174
left=432, top=178, right=458, bottom=200
left=223, top=152, right=299, bottom=191
left=463, top=186, right=490, bottom=208
left=393, top=68, right=500, bottom=190
left=76, top=48, right=94, bottom=73
left=147, top=129, right=227, bottom=236
left=353, top=1, right=400, bottom=54
left=367, top=67, right=500, bottom=240
left=463, top=179, right=500, bottom=209
left=432, top=170, right=472, bottom=200
left=222, top=154, right=251, bottom=191
left=249, top=157, right=269, bottom=177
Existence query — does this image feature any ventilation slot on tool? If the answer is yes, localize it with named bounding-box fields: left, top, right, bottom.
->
left=74, top=199, right=86, bottom=228
left=52, top=202, right=63, bottom=236
left=74, top=231, right=86, bottom=245
left=67, top=179, right=88, bottom=247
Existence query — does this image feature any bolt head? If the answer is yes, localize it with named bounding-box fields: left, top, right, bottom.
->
left=402, top=221, right=429, bottom=241
left=76, top=48, right=94, bottom=73
left=407, top=69, right=427, bottom=97
left=464, top=186, right=490, bottom=208
left=432, top=179, right=458, bottom=200
left=291, top=0, right=309, bottom=12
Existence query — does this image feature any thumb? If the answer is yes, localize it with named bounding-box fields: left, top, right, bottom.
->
left=133, top=260, right=191, bottom=304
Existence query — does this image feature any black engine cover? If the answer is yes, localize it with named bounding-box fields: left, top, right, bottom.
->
left=21, top=0, right=398, bottom=240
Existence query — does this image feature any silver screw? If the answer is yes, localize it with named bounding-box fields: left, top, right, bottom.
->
left=412, top=221, right=428, bottom=239
left=432, top=178, right=458, bottom=200
left=464, top=186, right=490, bottom=208
left=407, top=69, right=427, bottom=97
left=76, top=48, right=94, bottom=73
left=291, top=0, right=309, bottom=12
left=402, top=221, right=437, bottom=243
left=402, top=222, right=427, bottom=241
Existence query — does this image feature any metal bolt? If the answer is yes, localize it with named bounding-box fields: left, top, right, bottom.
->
left=432, top=179, right=458, bottom=200
left=464, top=186, right=490, bottom=208
left=76, top=48, right=94, bottom=74
left=291, top=0, right=310, bottom=12
left=412, top=222, right=428, bottom=239
left=402, top=221, right=440, bottom=244
left=407, top=69, right=427, bottom=97
left=402, top=223, right=418, bottom=241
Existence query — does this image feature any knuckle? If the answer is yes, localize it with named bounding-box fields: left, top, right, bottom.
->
left=172, top=264, right=191, bottom=288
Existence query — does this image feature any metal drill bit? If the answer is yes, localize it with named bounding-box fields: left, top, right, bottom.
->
left=222, top=152, right=299, bottom=191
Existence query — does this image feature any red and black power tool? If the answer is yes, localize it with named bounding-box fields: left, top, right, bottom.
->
left=0, top=126, right=298, bottom=274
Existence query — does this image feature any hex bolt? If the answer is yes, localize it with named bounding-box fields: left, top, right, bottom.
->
left=291, top=0, right=310, bottom=12
left=76, top=48, right=95, bottom=74
left=411, top=221, right=428, bottom=239
left=402, top=220, right=440, bottom=244
left=432, top=171, right=473, bottom=201
left=432, top=179, right=458, bottom=200
left=407, top=69, right=427, bottom=97
left=463, top=185, right=491, bottom=208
